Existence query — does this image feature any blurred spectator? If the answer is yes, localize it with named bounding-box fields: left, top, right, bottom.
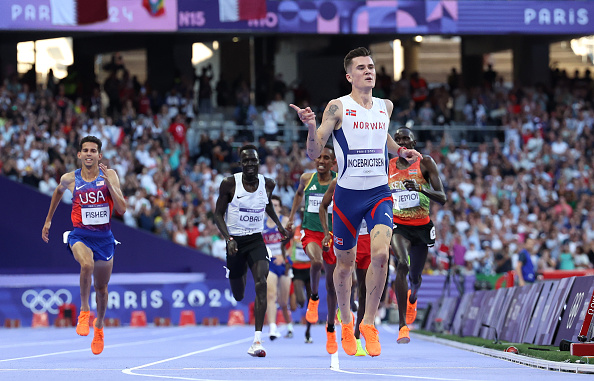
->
left=515, top=238, right=536, bottom=286
left=197, top=64, right=213, bottom=114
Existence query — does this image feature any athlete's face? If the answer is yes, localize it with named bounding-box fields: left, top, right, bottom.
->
left=272, top=199, right=282, bottom=215
left=314, top=148, right=336, bottom=174
left=394, top=129, right=416, bottom=150
left=240, top=149, right=259, bottom=178
left=346, top=56, right=376, bottom=89
left=77, top=142, right=102, bottom=168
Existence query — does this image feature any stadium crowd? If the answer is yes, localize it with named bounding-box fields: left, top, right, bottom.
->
left=1, top=63, right=594, bottom=280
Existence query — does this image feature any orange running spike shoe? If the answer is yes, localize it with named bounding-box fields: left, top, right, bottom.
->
left=326, top=327, right=338, bottom=354
left=359, top=323, right=381, bottom=356
left=397, top=325, right=411, bottom=344
left=305, top=298, right=319, bottom=324
left=406, top=290, right=417, bottom=325
left=76, top=311, right=90, bottom=336
left=340, top=311, right=357, bottom=356
left=91, top=319, right=104, bottom=355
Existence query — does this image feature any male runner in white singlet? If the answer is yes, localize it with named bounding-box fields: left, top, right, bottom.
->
left=290, top=47, right=422, bottom=356
left=214, top=145, right=289, bottom=357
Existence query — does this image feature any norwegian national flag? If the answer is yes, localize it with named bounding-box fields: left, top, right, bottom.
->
left=50, top=0, right=108, bottom=26
left=346, top=109, right=357, bottom=116
left=219, top=0, right=267, bottom=22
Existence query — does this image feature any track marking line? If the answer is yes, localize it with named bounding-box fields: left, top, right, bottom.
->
left=122, top=337, right=253, bottom=381
left=0, top=327, right=237, bottom=363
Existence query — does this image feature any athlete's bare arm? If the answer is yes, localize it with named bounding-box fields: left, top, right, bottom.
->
left=265, top=178, right=289, bottom=239
left=99, top=163, right=127, bottom=215
left=319, top=178, right=337, bottom=247
left=290, top=100, right=342, bottom=160
left=417, top=156, right=447, bottom=205
left=214, top=176, right=237, bottom=254
left=42, top=171, right=75, bottom=243
left=286, top=172, right=313, bottom=233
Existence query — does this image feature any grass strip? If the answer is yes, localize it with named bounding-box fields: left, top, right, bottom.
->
left=415, top=329, right=588, bottom=363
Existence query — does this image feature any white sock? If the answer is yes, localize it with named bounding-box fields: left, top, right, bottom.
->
left=269, top=323, right=277, bottom=332
left=287, top=322, right=294, bottom=332
left=254, top=331, right=262, bottom=342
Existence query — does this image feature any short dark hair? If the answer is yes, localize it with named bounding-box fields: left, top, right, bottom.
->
left=323, top=144, right=336, bottom=159
left=344, top=47, right=371, bottom=73
left=238, top=144, right=258, bottom=158
left=79, top=136, right=102, bottom=153
left=395, top=127, right=415, bottom=140
left=270, top=194, right=282, bottom=206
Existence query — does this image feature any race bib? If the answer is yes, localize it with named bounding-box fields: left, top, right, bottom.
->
left=238, top=207, right=265, bottom=229
left=307, top=194, right=333, bottom=214
left=392, top=190, right=421, bottom=210
left=81, top=204, right=110, bottom=225
left=347, top=149, right=386, bottom=177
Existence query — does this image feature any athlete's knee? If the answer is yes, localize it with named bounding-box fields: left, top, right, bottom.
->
left=396, top=261, right=410, bottom=276
left=255, top=278, right=267, bottom=295
left=370, top=251, right=389, bottom=267
left=80, top=261, right=94, bottom=274
left=94, top=283, right=108, bottom=296
left=310, top=258, right=323, bottom=270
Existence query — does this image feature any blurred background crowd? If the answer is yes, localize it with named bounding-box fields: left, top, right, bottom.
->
left=1, top=59, right=593, bottom=280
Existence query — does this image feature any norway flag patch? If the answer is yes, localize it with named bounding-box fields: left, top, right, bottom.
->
left=346, top=109, right=356, bottom=116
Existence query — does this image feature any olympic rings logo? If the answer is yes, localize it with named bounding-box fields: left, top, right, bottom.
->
left=21, top=289, right=73, bottom=314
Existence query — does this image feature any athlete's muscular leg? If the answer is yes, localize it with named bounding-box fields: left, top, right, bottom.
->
left=93, top=259, right=114, bottom=329
left=354, top=267, right=367, bottom=338
left=71, top=242, right=95, bottom=312
left=250, top=260, right=269, bottom=332
left=334, top=247, right=356, bottom=324
left=266, top=272, right=279, bottom=325
left=305, top=242, right=324, bottom=295
left=408, top=246, right=429, bottom=303
left=278, top=275, right=292, bottom=324
left=391, top=232, right=412, bottom=329
left=229, top=275, right=247, bottom=301
left=229, top=262, right=249, bottom=301
left=293, top=279, right=306, bottom=308
left=323, top=262, right=337, bottom=324
left=363, top=224, right=391, bottom=325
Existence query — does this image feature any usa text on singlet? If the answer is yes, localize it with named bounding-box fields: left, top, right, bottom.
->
left=71, top=168, right=114, bottom=232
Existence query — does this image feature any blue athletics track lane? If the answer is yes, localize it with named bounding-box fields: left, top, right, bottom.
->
left=0, top=324, right=589, bottom=381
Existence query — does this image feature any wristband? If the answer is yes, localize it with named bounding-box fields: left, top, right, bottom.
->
left=397, top=146, right=407, bottom=157
left=226, top=237, right=234, bottom=243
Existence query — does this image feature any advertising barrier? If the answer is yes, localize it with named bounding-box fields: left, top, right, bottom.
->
left=177, top=0, right=594, bottom=35
left=554, top=276, right=594, bottom=346
left=0, top=0, right=177, bottom=31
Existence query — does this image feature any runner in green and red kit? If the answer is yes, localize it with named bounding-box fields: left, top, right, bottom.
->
left=287, top=146, right=338, bottom=354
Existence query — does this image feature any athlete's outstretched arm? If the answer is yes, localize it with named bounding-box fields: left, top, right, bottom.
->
left=42, top=172, right=75, bottom=243
left=319, top=179, right=337, bottom=247
left=290, top=100, right=341, bottom=160
left=265, top=178, right=289, bottom=239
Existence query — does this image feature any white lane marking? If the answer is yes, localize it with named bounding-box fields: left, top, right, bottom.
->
left=0, top=327, right=236, bottom=362
left=332, top=368, right=485, bottom=381
left=122, top=337, right=252, bottom=381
